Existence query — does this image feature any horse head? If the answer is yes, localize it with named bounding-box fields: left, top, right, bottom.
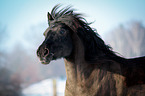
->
left=37, top=6, right=75, bottom=64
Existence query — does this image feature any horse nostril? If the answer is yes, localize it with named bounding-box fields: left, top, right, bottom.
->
left=44, top=48, right=49, bottom=56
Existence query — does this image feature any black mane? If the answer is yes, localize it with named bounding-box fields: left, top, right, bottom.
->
left=49, top=5, right=121, bottom=62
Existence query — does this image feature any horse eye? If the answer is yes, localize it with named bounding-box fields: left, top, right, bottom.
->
left=60, top=29, right=65, bottom=34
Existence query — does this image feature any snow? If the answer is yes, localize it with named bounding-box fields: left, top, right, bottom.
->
left=22, top=78, right=66, bottom=96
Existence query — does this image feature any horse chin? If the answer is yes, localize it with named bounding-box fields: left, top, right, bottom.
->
left=40, top=53, right=54, bottom=65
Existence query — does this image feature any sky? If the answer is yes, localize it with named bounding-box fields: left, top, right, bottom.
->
left=0, top=0, right=145, bottom=51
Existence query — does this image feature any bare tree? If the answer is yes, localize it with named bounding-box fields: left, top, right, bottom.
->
left=0, top=23, right=22, bottom=96
left=105, top=21, right=145, bottom=58
left=0, top=67, right=22, bottom=96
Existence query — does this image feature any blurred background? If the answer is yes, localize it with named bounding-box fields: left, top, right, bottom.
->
left=0, top=0, right=145, bottom=96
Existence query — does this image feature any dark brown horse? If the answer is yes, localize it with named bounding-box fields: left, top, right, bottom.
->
left=37, top=5, right=145, bottom=96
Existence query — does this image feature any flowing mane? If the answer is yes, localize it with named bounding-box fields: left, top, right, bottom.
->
left=37, top=5, right=145, bottom=96
left=49, top=5, right=118, bottom=62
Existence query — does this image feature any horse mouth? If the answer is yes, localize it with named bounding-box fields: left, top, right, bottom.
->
left=40, top=53, right=54, bottom=65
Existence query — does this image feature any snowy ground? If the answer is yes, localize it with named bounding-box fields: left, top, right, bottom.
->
left=22, top=78, right=66, bottom=96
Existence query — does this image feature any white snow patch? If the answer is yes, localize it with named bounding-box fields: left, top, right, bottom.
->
left=22, top=78, right=66, bottom=96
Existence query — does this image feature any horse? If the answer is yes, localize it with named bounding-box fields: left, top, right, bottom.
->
left=37, top=5, right=145, bottom=96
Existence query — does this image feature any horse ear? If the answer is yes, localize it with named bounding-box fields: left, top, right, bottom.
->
left=47, top=12, right=54, bottom=21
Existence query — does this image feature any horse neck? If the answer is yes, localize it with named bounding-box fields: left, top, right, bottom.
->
left=64, top=32, right=127, bottom=95
left=64, top=32, right=87, bottom=82
left=64, top=32, right=123, bottom=81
